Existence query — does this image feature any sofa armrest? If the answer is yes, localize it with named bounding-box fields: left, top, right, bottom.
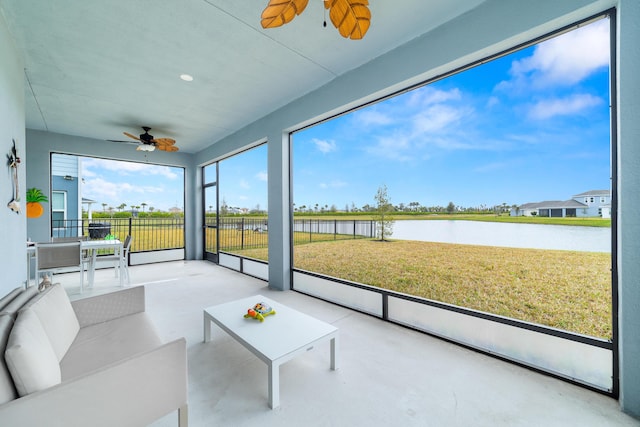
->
left=0, top=337, right=188, bottom=427
left=72, top=286, right=146, bottom=328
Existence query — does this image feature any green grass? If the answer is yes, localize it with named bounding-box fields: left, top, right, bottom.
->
left=231, top=239, right=612, bottom=339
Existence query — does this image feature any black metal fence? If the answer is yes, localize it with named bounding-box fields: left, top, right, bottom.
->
left=292, top=218, right=375, bottom=244
left=52, top=217, right=185, bottom=252
left=54, top=217, right=374, bottom=253
left=215, top=217, right=375, bottom=251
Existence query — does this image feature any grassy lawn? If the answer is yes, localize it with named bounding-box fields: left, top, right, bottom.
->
left=231, top=239, right=612, bottom=339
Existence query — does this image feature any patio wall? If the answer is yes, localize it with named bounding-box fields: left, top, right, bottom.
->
left=0, top=12, right=26, bottom=289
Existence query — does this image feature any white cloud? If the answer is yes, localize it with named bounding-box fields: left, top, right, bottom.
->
left=498, top=19, right=609, bottom=90
left=486, top=96, right=500, bottom=108
left=82, top=157, right=179, bottom=179
left=411, top=104, right=468, bottom=134
left=82, top=177, right=165, bottom=207
left=239, top=179, right=250, bottom=189
left=319, top=180, right=347, bottom=189
left=407, top=86, right=462, bottom=107
left=473, top=161, right=513, bottom=173
left=355, top=110, right=394, bottom=126
left=312, top=138, right=337, bottom=153
left=256, top=171, right=268, bottom=181
left=365, top=133, right=414, bottom=162
left=528, top=93, right=603, bottom=120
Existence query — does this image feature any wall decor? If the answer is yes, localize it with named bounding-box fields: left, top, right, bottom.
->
left=6, top=139, right=21, bottom=213
left=26, top=187, right=48, bottom=218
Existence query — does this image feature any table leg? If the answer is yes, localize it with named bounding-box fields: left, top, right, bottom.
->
left=26, top=251, right=32, bottom=288
left=330, top=335, right=339, bottom=370
left=119, top=245, right=124, bottom=287
left=268, top=362, right=280, bottom=409
left=203, top=314, right=211, bottom=343
left=89, top=250, right=97, bottom=288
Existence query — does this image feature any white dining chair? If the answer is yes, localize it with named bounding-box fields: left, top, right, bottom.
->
left=98, top=235, right=132, bottom=286
left=35, top=241, right=84, bottom=292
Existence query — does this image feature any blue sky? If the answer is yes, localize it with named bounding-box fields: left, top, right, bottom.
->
left=293, top=18, right=611, bottom=210
left=81, top=158, right=184, bottom=212
left=217, top=144, right=268, bottom=212
left=78, top=19, right=610, bottom=213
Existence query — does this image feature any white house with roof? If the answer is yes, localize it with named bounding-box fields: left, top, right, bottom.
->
left=511, top=190, right=611, bottom=218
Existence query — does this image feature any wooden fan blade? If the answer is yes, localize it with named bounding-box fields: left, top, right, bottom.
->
left=123, top=132, right=141, bottom=141
left=325, top=0, right=370, bottom=40
left=158, top=145, right=179, bottom=152
left=153, top=137, right=176, bottom=146
left=261, top=0, right=309, bottom=29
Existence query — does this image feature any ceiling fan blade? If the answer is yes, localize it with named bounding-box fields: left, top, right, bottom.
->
left=123, top=132, right=141, bottom=141
left=158, top=145, right=179, bottom=152
left=326, top=0, right=371, bottom=39
left=261, top=0, right=309, bottom=29
left=153, top=137, right=176, bottom=146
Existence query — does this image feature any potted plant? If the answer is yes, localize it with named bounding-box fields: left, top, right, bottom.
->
left=26, top=187, right=48, bottom=218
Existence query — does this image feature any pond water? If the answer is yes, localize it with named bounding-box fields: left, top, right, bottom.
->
left=391, top=220, right=611, bottom=253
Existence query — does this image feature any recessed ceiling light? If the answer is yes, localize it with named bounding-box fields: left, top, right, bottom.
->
left=180, top=74, right=194, bottom=82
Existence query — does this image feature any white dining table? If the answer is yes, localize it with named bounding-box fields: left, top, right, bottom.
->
left=83, top=239, right=124, bottom=288
left=27, top=239, right=124, bottom=289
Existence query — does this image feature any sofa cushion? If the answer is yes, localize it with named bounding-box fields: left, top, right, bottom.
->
left=0, top=286, right=38, bottom=318
left=0, top=287, right=23, bottom=311
left=4, top=309, right=61, bottom=396
left=0, top=314, right=18, bottom=404
left=60, top=312, right=163, bottom=380
left=22, top=283, right=79, bottom=361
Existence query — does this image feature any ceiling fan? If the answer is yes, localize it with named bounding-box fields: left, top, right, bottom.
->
left=110, top=127, right=179, bottom=152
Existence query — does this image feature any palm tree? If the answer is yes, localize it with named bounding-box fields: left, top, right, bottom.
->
left=118, top=203, right=127, bottom=212
left=101, top=203, right=107, bottom=212
left=141, top=202, right=147, bottom=212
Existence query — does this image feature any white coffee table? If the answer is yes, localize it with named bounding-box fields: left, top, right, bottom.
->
left=203, top=295, right=339, bottom=409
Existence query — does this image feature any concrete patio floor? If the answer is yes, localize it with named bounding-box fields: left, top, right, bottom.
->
left=53, top=260, right=639, bottom=427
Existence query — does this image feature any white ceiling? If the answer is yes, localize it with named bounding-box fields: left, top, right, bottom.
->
left=1, top=0, right=484, bottom=153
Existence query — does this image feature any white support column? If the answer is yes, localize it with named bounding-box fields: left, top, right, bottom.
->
left=618, top=0, right=640, bottom=417
left=267, top=131, right=291, bottom=291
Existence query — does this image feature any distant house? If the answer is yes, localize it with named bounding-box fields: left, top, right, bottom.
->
left=51, top=154, right=83, bottom=237
left=511, top=190, right=611, bottom=218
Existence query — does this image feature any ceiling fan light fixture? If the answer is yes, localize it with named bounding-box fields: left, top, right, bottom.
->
left=136, top=144, right=156, bottom=152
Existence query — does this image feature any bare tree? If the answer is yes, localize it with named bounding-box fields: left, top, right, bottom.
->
left=374, top=184, right=394, bottom=241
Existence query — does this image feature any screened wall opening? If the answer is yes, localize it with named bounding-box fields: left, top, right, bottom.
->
left=289, top=16, right=614, bottom=392
left=49, top=153, right=186, bottom=263
left=203, top=143, right=269, bottom=278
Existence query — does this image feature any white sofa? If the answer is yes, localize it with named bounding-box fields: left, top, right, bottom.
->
left=0, top=284, right=188, bottom=426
